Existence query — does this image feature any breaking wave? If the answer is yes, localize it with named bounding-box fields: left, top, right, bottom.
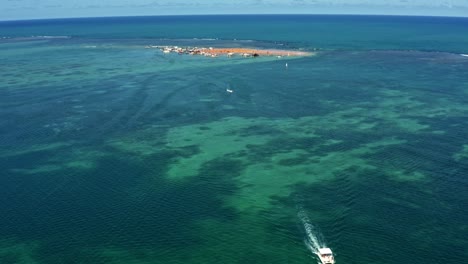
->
left=0, top=35, right=71, bottom=41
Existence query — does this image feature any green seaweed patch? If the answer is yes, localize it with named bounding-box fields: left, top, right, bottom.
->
left=454, top=144, right=468, bottom=161
left=246, top=136, right=321, bottom=160
left=237, top=124, right=285, bottom=137
left=11, top=164, right=64, bottom=175
left=198, top=157, right=246, bottom=181
left=164, top=115, right=408, bottom=212
left=391, top=170, right=427, bottom=182
left=0, top=142, right=75, bottom=158
left=9, top=147, right=107, bottom=175
left=166, top=117, right=274, bottom=180
left=0, top=239, right=40, bottom=264
left=377, top=88, right=468, bottom=133
left=225, top=138, right=404, bottom=212
left=106, top=129, right=167, bottom=156
left=87, top=246, right=163, bottom=264
left=431, top=130, right=446, bottom=135
left=1, top=140, right=107, bottom=175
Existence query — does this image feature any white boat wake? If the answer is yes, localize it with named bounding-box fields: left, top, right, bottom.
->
left=298, top=209, right=327, bottom=255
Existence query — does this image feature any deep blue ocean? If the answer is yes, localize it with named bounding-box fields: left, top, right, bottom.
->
left=0, top=15, right=467, bottom=264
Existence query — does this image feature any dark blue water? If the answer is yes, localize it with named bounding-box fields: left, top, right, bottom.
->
left=0, top=15, right=467, bottom=264
left=2, top=15, right=468, bottom=52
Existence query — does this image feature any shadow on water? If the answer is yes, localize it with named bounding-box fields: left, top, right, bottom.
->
left=0, top=143, right=243, bottom=263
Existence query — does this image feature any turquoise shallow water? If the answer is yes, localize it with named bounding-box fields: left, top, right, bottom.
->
left=0, top=15, right=467, bottom=263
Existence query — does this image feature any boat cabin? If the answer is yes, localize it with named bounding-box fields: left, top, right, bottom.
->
left=318, top=248, right=334, bottom=264
left=319, top=248, right=332, bottom=256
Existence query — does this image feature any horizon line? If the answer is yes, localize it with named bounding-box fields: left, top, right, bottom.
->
left=2, top=13, right=468, bottom=23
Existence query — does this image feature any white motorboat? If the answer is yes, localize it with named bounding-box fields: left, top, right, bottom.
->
left=317, top=248, right=335, bottom=264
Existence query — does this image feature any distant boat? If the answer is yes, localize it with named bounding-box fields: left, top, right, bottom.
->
left=461, top=54, right=468, bottom=57
left=317, top=248, right=335, bottom=264
left=226, top=89, right=233, bottom=93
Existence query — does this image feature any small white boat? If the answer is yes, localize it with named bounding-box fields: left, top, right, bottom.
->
left=226, top=89, right=233, bottom=93
left=317, top=248, right=335, bottom=264
left=461, top=54, right=468, bottom=57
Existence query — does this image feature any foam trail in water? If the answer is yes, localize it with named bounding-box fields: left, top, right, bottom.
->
left=297, top=208, right=326, bottom=255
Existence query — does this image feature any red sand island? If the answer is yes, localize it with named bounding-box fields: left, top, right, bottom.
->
left=149, top=46, right=313, bottom=57
left=205, top=47, right=312, bottom=57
